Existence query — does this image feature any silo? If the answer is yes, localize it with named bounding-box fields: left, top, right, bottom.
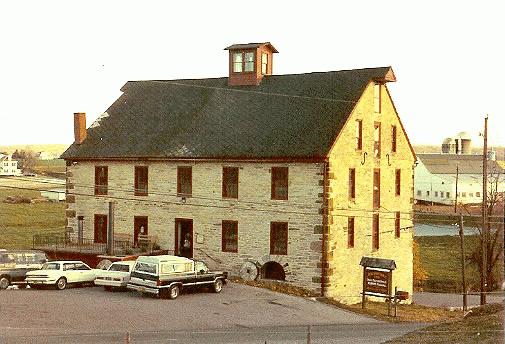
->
left=456, top=132, right=472, bottom=155
left=442, top=137, right=456, bottom=154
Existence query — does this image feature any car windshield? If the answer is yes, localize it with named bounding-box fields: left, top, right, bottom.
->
left=135, top=262, right=157, bottom=274
left=42, top=262, right=60, bottom=270
left=109, top=263, right=131, bottom=272
left=195, top=261, right=209, bottom=273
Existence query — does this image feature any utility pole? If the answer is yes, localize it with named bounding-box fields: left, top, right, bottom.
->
left=458, top=214, right=467, bottom=311
left=481, top=115, right=488, bottom=305
left=454, top=164, right=459, bottom=213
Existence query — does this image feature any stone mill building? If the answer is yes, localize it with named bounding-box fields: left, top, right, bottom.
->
left=61, top=42, right=416, bottom=304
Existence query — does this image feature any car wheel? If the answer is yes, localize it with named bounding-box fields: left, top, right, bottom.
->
left=55, top=277, right=67, bottom=290
left=18, top=284, right=27, bottom=289
left=28, top=284, right=39, bottom=289
left=169, top=285, right=180, bottom=300
left=213, top=279, right=223, bottom=293
left=0, top=276, right=10, bottom=290
left=104, top=286, right=112, bottom=292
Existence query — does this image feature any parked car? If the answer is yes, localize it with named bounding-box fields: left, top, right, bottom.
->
left=94, top=260, right=136, bottom=291
left=128, top=255, right=227, bottom=299
left=25, top=260, right=96, bottom=290
left=0, top=250, right=48, bottom=289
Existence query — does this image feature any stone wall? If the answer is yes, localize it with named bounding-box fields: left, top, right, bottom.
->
left=325, top=82, right=415, bottom=304
left=66, top=160, right=325, bottom=293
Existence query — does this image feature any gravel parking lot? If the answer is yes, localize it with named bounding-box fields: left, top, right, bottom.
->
left=0, top=283, right=381, bottom=341
left=0, top=283, right=425, bottom=343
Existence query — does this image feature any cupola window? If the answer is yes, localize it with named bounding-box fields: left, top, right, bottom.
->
left=233, top=53, right=243, bottom=73
left=244, top=52, right=254, bottom=72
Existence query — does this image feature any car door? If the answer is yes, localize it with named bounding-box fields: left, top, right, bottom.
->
left=75, top=263, right=94, bottom=282
left=63, top=263, right=79, bottom=283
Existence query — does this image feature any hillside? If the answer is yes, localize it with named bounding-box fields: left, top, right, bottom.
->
left=0, top=144, right=69, bottom=156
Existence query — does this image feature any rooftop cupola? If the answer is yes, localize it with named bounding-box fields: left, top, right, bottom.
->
left=224, top=42, right=278, bottom=86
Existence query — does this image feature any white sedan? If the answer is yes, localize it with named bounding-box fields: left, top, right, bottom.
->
left=94, top=260, right=136, bottom=291
left=25, top=261, right=96, bottom=290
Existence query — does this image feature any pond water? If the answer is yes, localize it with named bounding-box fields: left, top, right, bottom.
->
left=414, top=222, right=479, bottom=237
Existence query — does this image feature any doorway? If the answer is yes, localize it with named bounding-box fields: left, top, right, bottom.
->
left=175, top=218, right=193, bottom=258
left=134, top=216, right=148, bottom=246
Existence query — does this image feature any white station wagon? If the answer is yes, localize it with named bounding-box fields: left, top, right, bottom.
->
left=94, top=260, right=136, bottom=291
left=25, top=260, right=96, bottom=290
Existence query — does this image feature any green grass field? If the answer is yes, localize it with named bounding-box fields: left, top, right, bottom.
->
left=0, top=186, right=66, bottom=249
left=33, top=158, right=66, bottom=174
left=416, top=235, right=502, bottom=293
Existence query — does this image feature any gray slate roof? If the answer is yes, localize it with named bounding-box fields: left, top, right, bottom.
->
left=417, top=153, right=505, bottom=175
left=62, top=67, right=392, bottom=160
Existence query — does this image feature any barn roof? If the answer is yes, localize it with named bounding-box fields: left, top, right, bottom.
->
left=417, top=153, right=505, bottom=175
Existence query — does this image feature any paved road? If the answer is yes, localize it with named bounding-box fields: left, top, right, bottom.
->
left=414, top=291, right=504, bottom=309
left=0, top=283, right=423, bottom=343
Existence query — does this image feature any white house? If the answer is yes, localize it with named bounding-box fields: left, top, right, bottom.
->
left=0, top=154, right=22, bottom=176
left=414, top=153, right=505, bottom=205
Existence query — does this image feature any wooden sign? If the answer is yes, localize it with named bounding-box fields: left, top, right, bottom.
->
left=364, top=268, right=390, bottom=296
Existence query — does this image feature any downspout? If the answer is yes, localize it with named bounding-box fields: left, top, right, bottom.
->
left=321, top=159, right=330, bottom=297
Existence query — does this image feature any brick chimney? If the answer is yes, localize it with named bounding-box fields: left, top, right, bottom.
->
left=224, top=42, right=278, bottom=86
left=73, top=112, right=87, bottom=144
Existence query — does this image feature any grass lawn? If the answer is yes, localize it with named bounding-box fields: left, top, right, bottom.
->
left=384, top=303, right=504, bottom=343
left=416, top=235, right=483, bottom=293
left=32, top=158, right=66, bottom=174
left=416, top=235, right=503, bottom=293
left=0, top=185, right=66, bottom=249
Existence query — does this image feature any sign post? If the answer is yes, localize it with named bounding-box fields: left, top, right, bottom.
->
left=360, top=257, right=398, bottom=316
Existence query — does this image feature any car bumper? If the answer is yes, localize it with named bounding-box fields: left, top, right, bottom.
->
left=127, top=283, right=160, bottom=295
left=26, top=279, right=56, bottom=285
left=95, top=280, right=127, bottom=288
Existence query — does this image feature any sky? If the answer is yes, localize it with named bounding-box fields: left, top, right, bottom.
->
left=1, top=0, right=503, bottom=147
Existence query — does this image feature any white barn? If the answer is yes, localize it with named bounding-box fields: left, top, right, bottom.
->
left=414, top=153, right=505, bottom=205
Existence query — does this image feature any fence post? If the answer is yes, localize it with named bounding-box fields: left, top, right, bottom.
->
left=307, top=325, right=311, bottom=344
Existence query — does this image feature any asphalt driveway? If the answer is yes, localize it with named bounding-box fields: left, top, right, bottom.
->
left=0, top=283, right=423, bottom=343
